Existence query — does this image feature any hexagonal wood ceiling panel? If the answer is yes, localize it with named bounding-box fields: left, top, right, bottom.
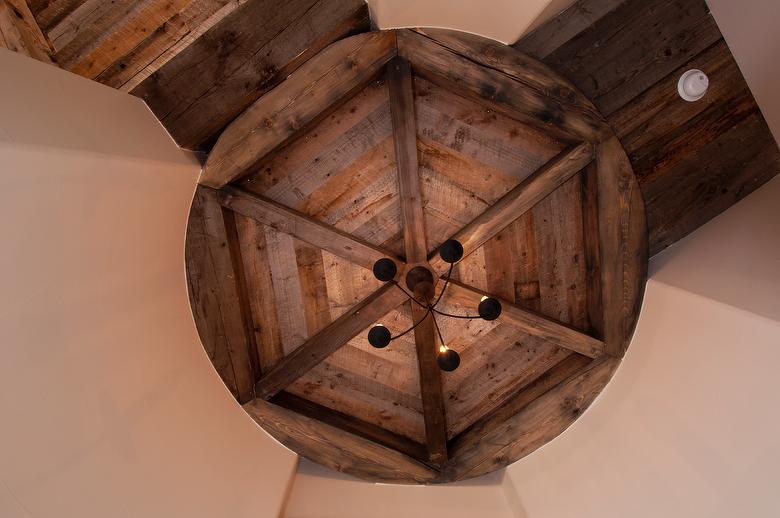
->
left=185, top=28, right=648, bottom=483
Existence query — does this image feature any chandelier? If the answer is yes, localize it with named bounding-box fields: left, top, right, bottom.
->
left=367, top=239, right=502, bottom=372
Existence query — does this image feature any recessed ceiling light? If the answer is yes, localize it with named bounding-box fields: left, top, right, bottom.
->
left=678, top=69, right=709, bottom=102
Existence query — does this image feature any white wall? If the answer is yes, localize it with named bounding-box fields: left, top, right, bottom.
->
left=503, top=175, right=780, bottom=518
left=367, top=0, right=572, bottom=44
left=285, top=460, right=517, bottom=518
left=0, top=49, right=298, bottom=518
left=706, top=0, right=780, bottom=143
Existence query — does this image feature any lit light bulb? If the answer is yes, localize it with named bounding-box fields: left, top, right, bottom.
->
left=480, top=295, right=488, bottom=302
left=439, top=344, right=448, bottom=353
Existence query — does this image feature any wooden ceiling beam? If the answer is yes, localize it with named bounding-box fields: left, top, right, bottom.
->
left=244, top=397, right=440, bottom=484
left=445, top=355, right=619, bottom=481
left=254, top=283, right=407, bottom=400
left=411, top=283, right=449, bottom=465
left=0, top=0, right=54, bottom=63
left=271, top=391, right=430, bottom=466
left=430, top=143, right=595, bottom=274
left=200, top=30, right=396, bottom=188
left=397, top=28, right=610, bottom=144
left=387, top=55, right=428, bottom=263
left=594, top=137, right=647, bottom=357
left=445, top=280, right=606, bottom=358
left=217, top=185, right=400, bottom=271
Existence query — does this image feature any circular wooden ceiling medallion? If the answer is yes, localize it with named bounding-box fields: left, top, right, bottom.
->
left=186, top=28, right=647, bottom=484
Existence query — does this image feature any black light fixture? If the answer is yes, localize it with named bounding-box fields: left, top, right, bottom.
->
left=368, top=239, right=502, bottom=372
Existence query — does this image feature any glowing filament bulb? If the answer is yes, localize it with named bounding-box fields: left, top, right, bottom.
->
left=439, top=344, right=449, bottom=353
left=480, top=295, right=488, bottom=302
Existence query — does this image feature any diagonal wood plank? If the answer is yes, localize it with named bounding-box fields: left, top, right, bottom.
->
left=217, top=185, right=400, bottom=270
left=430, top=143, right=595, bottom=274
left=387, top=55, right=427, bottom=263
left=397, top=29, right=610, bottom=144
left=271, top=391, right=429, bottom=465
left=444, top=279, right=605, bottom=358
left=200, top=30, right=396, bottom=188
left=244, top=397, right=439, bottom=483
left=0, top=0, right=54, bottom=63
left=254, top=283, right=407, bottom=399
left=411, top=283, right=448, bottom=465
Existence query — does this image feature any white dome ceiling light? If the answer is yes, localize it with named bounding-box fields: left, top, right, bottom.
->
left=678, top=69, right=710, bottom=102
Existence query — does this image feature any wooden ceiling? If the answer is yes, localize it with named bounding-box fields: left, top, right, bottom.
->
left=186, top=28, right=646, bottom=482
left=2, top=0, right=776, bottom=253
left=2, top=0, right=777, bottom=483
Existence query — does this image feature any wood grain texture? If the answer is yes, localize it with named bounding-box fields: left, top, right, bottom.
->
left=0, top=0, right=53, bottom=62
left=254, top=283, right=406, bottom=400
left=388, top=56, right=427, bottom=263
left=411, top=282, right=448, bottom=464
left=430, top=143, right=594, bottom=274
left=398, top=29, right=609, bottom=143
left=595, top=137, right=647, bottom=356
left=185, top=186, right=255, bottom=402
left=445, top=355, right=619, bottom=481
left=445, top=280, right=604, bottom=358
left=185, top=28, right=649, bottom=484
left=201, top=30, right=395, bottom=186
left=271, top=391, right=429, bottom=464
left=514, top=0, right=780, bottom=255
left=244, top=398, right=439, bottom=484
left=217, top=185, right=398, bottom=270
left=134, top=0, right=370, bottom=150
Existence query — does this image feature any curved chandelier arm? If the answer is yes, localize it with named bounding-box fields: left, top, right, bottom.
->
left=431, top=308, right=481, bottom=320
left=390, top=308, right=432, bottom=341
left=430, top=263, right=454, bottom=309
left=391, top=281, right=428, bottom=310
left=431, top=311, right=446, bottom=345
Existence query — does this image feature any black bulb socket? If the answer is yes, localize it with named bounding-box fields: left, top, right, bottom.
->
left=437, top=349, right=461, bottom=371
left=372, top=258, right=397, bottom=282
left=368, top=326, right=391, bottom=348
left=478, top=297, right=502, bottom=321
left=439, top=239, right=464, bottom=264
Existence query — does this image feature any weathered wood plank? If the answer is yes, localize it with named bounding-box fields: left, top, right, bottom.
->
left=96, top=0, right=238, bottom=90
left=185, top=186, right=255, bottom=402
left=538, top=0, right=722, bottom=117
left=397, top=29, right=609, bottom=143
left=263, top=227, right=307, bottom=355
left=234, top=213, right=284, bottom=372
left=271, top=391, right=429, bottom=464
left=387, top=56, right=427, bottom=263
left=0, top=0, right=53, bottom=62
left=643, top=112, right=780, bottom=255
left=513, top=0, right=624, bottom=59
left=430, top=143, right=594, bottom=273
left=411, top=282, right=448, bottom=465
left=581, top=162, right=604, bottom=338
left=55, top=0, right=194, bottom=78
left=595, top=137, right=646, bottom=356
left=294, top=241, right=332, bottom=337
left=448, top=352, right=592, bottom=458
left=445, top=355, right=619, bottom=481
left=244, top=398, right=439, bottom=483
left=138, top=0, right=371, bottom=152
left=254, top=283, right=407, bottom=400
left=217, top=185, right=399, bottom=270
left=445, top=280, right=605, bottom=358
left=27, top=0, right=88, bottom=34
left=200, top=29, right=395, bottom=185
